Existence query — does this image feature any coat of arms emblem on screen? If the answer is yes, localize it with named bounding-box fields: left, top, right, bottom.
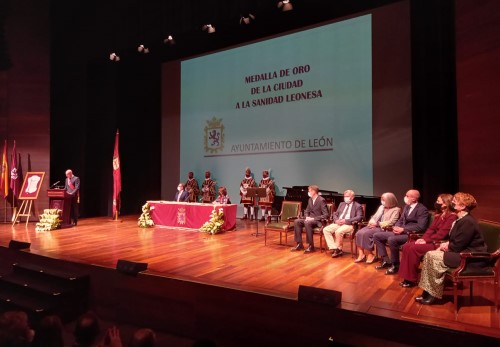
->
left=204, top=117, right=225, bottom=154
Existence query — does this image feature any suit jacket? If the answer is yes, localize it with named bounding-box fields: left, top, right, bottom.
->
left=444, top=214, right=487, bottom=268
left=64, top=176, right=80, bottom=196
left=333, top=201, right=364, bottom=225
left=174, top=190, right=190, bottom=202
left=304, top=195, right=328, bottom=221
left=394, top=202, right=429, bottom=233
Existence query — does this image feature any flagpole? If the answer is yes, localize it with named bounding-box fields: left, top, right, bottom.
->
left=111, top=129, right=122, bottom=222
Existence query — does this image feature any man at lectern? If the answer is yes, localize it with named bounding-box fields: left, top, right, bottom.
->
left=64, top=169, right=80, bottom=226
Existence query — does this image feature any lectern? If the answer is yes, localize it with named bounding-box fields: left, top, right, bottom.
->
left=47, top=189, right=73, bottom=228
left=246, top=187, right=267, bottom=237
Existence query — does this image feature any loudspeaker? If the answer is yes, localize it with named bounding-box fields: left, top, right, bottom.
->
left=116, top=260, right=148, bottom=275
left=298, top=285, right=341, bottom=306
left=8, top=240, right=31, bottom=250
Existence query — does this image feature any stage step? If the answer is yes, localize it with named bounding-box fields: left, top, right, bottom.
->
left=0, top=261, right=90, bottom=323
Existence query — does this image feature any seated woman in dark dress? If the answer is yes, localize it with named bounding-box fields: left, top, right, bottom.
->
left=398, top=193, right=457, bottom=288
left=416, top=192, right=487, bottom=304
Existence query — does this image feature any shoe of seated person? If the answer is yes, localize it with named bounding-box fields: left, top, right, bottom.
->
left=291, top=243, right=305, bottom=252
left=332, top=249, right=344, bottom=258
left=304, top=245, right=316, bottom=253
left=399, top=280, right=416, bottom=288
left=375, top=260, right=392, bottom=270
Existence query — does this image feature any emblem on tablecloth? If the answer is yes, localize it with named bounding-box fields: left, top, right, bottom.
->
left=177, top=207, right=186, bottom=225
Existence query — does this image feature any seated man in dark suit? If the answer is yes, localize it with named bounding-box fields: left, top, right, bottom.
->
left=292, top=185, right=329, bottom=253
left=174, top=183, right=190, bottom=202
left=374, top=189, right=429, bottom=274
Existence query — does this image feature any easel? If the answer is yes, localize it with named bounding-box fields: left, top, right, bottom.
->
left=12, top=172, right=45, bottom=226
left=246, top=187, right=267, bottom=237
left=12, top=199, right=34, bottom=226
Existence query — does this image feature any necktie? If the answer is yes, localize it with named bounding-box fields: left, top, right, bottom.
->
left=340, top=204, right=349, bottom=219
left=68, top=178, right=75, bottom=190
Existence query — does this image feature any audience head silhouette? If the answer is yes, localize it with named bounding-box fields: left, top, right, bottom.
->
left=31, top=314, right=65, bottom=347
left=128, top=328, right=156, bottom=347
left=73, top=312, right=100, bottom=346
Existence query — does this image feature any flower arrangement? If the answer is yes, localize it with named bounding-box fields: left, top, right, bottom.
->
left=138, top=202, right=155, bottom=228
left=200, top=206, right=225, bottom=234
left=36, top=209, right=62, bottom=232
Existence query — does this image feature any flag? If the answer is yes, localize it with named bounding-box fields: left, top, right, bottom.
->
left=10, top=140, right=20, bottom=198
left=112, top=130, right=122, bottom=218
left=0, top=140, right=8, bottom=198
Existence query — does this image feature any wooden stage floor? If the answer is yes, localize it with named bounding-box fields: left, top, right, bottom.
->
left=1, top=215, right=499, bottom=340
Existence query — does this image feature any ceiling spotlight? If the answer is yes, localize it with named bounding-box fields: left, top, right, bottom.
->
left=202, top=24, right=216, bottom=34
left=277, top=0, right=293, bottom=11
left=137, top=44, right=150, bottom=54
left=109, top=52, right=120, bottom=62
left=163, top=35, right=175, bottom=45
left=240, top=13, right=255, bottom=25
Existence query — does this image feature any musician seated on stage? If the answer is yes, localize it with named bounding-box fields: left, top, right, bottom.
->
left=213, top=186, right=231, bottom=204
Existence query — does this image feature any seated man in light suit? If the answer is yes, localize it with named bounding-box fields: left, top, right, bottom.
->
left=174, top=183, right=190, bottom=202
left=292, top=185, right=329, bottom=253
left=323, top=189, right=364, bottom=258
left=374, top=189, right=429, bottom=275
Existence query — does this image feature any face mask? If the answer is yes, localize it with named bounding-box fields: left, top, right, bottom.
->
left=344, top=197, right=351, bottom=204
left=404, top=196, right=410, bottom=205
left=307, top=192, right=312, bottom=198
left=381, top=200, right=386, bottom=207
left=434, top=202, right=442, bottom=211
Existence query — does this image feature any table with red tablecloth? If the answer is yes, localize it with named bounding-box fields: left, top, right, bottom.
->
left=147, top=201, right=237, bottom=230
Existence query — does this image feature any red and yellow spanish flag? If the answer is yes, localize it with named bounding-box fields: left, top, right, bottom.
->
left=112, top=130, right=122, bottom=218
left=0, top=140, right=9, bottom=198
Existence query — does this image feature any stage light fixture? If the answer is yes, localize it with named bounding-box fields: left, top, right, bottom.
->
left=240, top=13, right=255, bottom=25
left=202, top=24, right=216, bottom=34
left=163, top=35, right=175, bottom=45
left=277, top=0, right=293, bottom=11
left=109, top=52, right=121, bottom=62
left=137, top=44, right=150, bottom=54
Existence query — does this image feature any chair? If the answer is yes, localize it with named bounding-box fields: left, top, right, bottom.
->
left=344, top=204, right=366, bottom=257
left=264, top=201, right=302, bottom=246
left=445, top=219, right=500, bottom=318
left=314, top=202, right=335, bottom=253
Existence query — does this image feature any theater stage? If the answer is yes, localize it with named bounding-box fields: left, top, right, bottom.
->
left=1, top=215, right=499, bottom=344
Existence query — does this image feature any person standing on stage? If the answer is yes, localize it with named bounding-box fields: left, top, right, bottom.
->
left=201, top=171, right=216, bottom=203
left=174, top=183, right=190, bottom=202
left=64, top=169, right=80, bottom=226
left=185, top=171, right=200, bottom=203
left=239, top=167, right=256, bottom=220
left=258, top=169, right=275, bottom=221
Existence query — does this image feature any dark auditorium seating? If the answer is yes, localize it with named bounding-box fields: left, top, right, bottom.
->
left=0, top=248, right=90, bottom=323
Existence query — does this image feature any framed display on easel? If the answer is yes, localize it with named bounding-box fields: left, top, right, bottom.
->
left=13, top=172, right=45, bottom=225
left=19, top=172, right=45, bottom=199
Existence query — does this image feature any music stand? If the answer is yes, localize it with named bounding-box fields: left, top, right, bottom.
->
left=246, top=187, right=267, bottom=237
